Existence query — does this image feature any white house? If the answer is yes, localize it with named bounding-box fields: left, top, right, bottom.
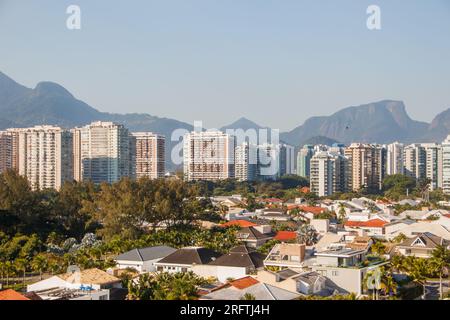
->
left=27, top=268, right=122, bottom=300
left=115, top=246, right=177, bottom=273
left=154, top=247, right=222, bottom=273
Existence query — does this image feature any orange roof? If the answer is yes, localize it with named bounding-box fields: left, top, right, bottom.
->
left=274, top=231, right=298, bottom=241
left=299, top=206, right=326, bottom=215
left=345, top=219, right=387, bottom=228
left=222, top=220, right=257, bottom=228
left=230, top=276, right=259, bottom=290
left=299, top=187, right=311, bottom=193
left=0, top=289, right=30, bottom=301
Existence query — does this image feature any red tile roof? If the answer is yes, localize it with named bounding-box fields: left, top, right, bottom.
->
left=299, top=187, right=311, bottom=193
left=298, top=206, right=326, bottom=215
left=345, top=219, right=387, bottom=228
left=222, top=220, right=257, bottom=228
left=274, top=231, right=298, bottom=241
left=229, top=276, right=259, bottom=290
left=0, top=289, right=30, bottom=301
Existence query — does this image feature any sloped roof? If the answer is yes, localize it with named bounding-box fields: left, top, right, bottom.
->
left=298, top=206, right=326, bottom=215
left=345, top=219, right=387, bottom=228
left=222, top=220, right=257, bottom=228
left=208, top=245, right=266, bottom=269
left=398, top=232, right=447, bottom=249
left=157, top=247, right=222, bottom=265
left=274, top=231, right=298, bottom=241
left=115, top=246, right=176, bottom=262
left=203, top=279, right=300, bottom=300
left=58, top=268, right=120, bottom=285
left=237, top=226, right=271, bottom=240
left=0, top=289, right=30, bottom=300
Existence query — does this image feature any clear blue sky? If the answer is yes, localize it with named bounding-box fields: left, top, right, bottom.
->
left=1, top=0, right=449, bottom=130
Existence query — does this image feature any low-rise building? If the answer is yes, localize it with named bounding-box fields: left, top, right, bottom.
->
left=264, top=243, right=306, bottom=269
left=395, top=232, right=449, bottom=258
left=154, top=247, right=222, bottom=273
left=115, top=246, right=177, bottom=273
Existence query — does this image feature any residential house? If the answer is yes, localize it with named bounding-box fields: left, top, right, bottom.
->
left=192, top=245, right=266, bottom=282
left=115, top=246, right=177, bottom=273
left=310, top=247, right=387, bottom=295
left=154, top=247, right=222, bottom=273
left=27, top=268, right=121, bottom=300
left=0, top=289, right=30, bottom=301
left=256, top=269, right=328, bottom=296
left=264, top=243, right=306, bottom=269
left=236, top=226, right=274, bottom=248
left=395, top=232, right=449, bottom=258
left=344, top=219, right=387, bottom=237
left=200, top=276, right=300, bottom=300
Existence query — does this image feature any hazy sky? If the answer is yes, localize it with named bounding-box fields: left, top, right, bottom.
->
left=1, top=0, right=450, bottom=130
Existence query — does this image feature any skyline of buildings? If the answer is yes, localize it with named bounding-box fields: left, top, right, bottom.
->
left=2, top=122, right=450, bottom=196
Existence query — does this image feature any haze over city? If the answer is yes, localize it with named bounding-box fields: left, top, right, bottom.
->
left=1, top=0, right=450, bottom=130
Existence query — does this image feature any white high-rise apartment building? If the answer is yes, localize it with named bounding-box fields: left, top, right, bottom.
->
left=422, top=143, right=443, bottom=191
left=131, top=132, right=165, bottom=180
left=17, top=126, right=73, bottom=190
left=442, top=136, right=450, bottom=194
left=234, top=142, right=257, bottom=182
left=280, top=143, right=296, bottom=176
left=386, top=142, right=404, bottom=175
left=310, top=151, right=347, bottom=197
left=183, top=131, right=235, bottom=181
left=403, top=144, right=426, bottom=180
left=73, top=122, right=132, bottom=184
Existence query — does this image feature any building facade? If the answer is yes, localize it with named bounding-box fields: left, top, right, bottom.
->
left=234, top=142, right=257, bottom=182
left=296, top=145, right=314, bottom=178
left=17, top=126, right=73, bottom=190
left=386, top=142, right=404, bottom=175
left=344, top=144, right=386, bottom=192
left=183, top=131, right=235, bottom=181
left=130, top=132, right=165, bottom=180
left=309, top=151, right=348, bottom=197
left=73, top=122, right=132, bottom=184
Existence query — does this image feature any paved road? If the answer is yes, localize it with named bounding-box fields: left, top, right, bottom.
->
left=424, top=280, right=449, bottom=300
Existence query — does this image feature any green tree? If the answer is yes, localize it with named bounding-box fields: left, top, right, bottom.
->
left=429, top=245, right=450, bottom=300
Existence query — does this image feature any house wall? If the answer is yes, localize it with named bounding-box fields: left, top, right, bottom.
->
left=27, top=276, right=68, bottom=292
left=192, top=265, right=247, bottom=282
left=311, top=266, right=364, bottom=295
left=154, top=263, right=192, bottom=273
left=255, top=270, right=298, bottom=293
left=116, top=260, right=144, bottom=272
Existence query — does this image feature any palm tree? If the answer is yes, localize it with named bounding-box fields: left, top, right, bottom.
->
left=407, top=258, right=430, bottom=299
left=430, top=244, right=450, bottom=300
left=240, top=293, right=256, bottom=300
left=390, top=255, right=405, bottom=273
left=31, top=254, right=48, bottom=280
left=14, top=258, right=27, bottom=287
left=338, top=203, right=346, bottom=223
left=4, top=261, right=16, bottom=286
left=380, top=273, right=398, bottom=297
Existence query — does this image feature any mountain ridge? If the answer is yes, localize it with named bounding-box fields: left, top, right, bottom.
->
left=1, top=71, right=449, bottom=166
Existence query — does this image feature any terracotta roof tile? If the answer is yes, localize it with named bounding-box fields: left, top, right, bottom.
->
left=222, top=220, right=257, bottom=228
left=274, top=231, right=298, bottom=241
left=229, top=276, right=259, bottom=290
left=0, top=289, right=30, bottom=300
left=345, top=219, right=387, bottom=228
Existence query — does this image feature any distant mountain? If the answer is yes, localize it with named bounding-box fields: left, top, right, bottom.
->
left=301, top=136, right=340, bottom=147
left=1, top=71, right=450, bottom=169
left=280, top=100, right=430, bottom=146
left=0, top=71, right=192, bottom=170
left=220, top=117, right=265, bottom=132
left=426, top=108, right=450, bottom=142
